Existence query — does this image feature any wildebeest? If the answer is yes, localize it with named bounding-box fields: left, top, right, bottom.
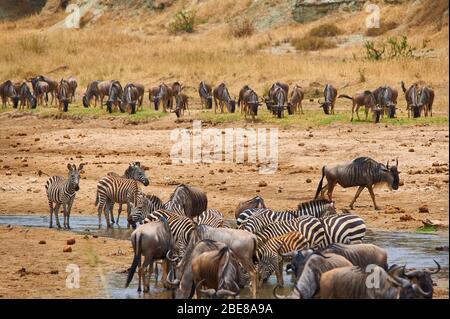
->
left=192, top=247, right=241, bottom=299
left=17, top=82, right=37, bottom=109
left=120, top=83, right=140, bottom=114
left=234, top=195, right=266, bottom=220
left=56, top=79, right=71, bottom=112
left=106, top=81, right=123, bottom=113
left=417, top=86, right=434, bottom=117
left=82, top=80, right=100, bottom=108
left=242, top=88, right=261, bottom=122
left=0, top=80, right=19, bottom=109
left=171, top=82, right=183, bottom=96
left=401, top=81, right=420, bottom=118
left=67, top=76, right=77, bottom=102
left=318, top=265, right=431, bottom=299
left=167, top=239, right=227, bottom=299
left=213, top=83, right=236, bottom=113
left=273, top=252, right=352, bottom=299
left=315, top=157, right=400, bottom=210
left=31, top=79, right=50, bottom=106
left=269, top=84, right=289, bottom=118
left=318, top=84, right=337, bottom=115
left=183, top=225, right=258, bottom=298
left=397, top=260, right=441, bottom=299
left=125, top=217, right=176, bottom=292
left=338, top=91, right=378, bottom=122
left=34, top=75, right=58, bottom=105
left=174, top=93, right=189, bottom=118
left=149, top=86, right=159, bottom=110
left=372, top=86, right=398, bottom=118
left=289, top=84, right=304, bottom=114
left=238, top=85, right=251, bottom=113
left=198, top=81, right=213, bottom=109
left=320, top=243, right=388, bottom=269
left=165, top=184, right=207, bottom=219
left=154, top=83, right=174, bottom=112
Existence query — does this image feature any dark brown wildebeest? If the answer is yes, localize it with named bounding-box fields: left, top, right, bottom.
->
left=56, top=79, right=71, bottom=112
left=67, top=76, right=77, bottom=102
left=198, top=81, right=213, bottom=109
left=269, top=84, right=289, bottom=118
left=401, top=81, right=419, bottom=118
left=192, top=247, right=241, bottom=299
left=0, top=80, right=19, bottom=109
left=97, top=80, right=114, bottom=109
left=318, top=84, right=337, bottom=115
left=174, top=93, right=189, bottom=118
left=315, top=157, right=400, bottom=210
left=372, top=86, right=398, bottom=118
left=129, top=82, right=145, bottom=111
left=213, top=83, right=236, bottom=113
left=234, top=195, right=266, bottom=220
left=30, top=78, right=50, bottom=106
left=154, top=83, right=174, bottom=112
left=120, top=83, right=140, bottom=114
left=17, top=82, right=37, bottom=109
left=338, top=90, right=378, bottom=122
left=171, top=82, right=183, bottom=96
left=82, top=80, right=100, bottom=108
left=149, top=86, right=159, bottom=110
left=238, top=85, right=251, bottom=113
left=35, top=75, right=58, bottom=105
left=289, top=84, right=304, bottom=114
left=106, top=81, right=123, bottom=113
left=242, top=88, right=261, bottom=122
left=417, top=86, right=434, bottom=117
left=125, top=217, right=176, bottom=292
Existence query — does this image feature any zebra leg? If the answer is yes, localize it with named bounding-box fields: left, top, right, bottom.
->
left=62, top=203, right=68, bottom=229
left=97, top=203, right=103, bottom=229
left=67, top=198, right=74, bottom=229
left=111, top=203, right=116, bottom=224
left=367, top=185, right=382, bottom=210
left=104, top=203, right=112, bottom=228
left=54, top=203, right=62, bottom=229
left=349, top=186, right=364, bottom=209
left=48, top=201, right=54, bottom=228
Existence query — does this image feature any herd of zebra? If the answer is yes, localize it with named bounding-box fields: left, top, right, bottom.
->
left=1, top=75, right=435, bottom=121
left=43, top=158, right=438, bottom=299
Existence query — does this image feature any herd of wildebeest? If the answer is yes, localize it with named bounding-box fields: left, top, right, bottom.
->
left=0, top=75, right=435, bottom=121
left=43, top=157, right=441, bottom=299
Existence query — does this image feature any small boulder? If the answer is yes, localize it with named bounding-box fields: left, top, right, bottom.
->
left=38, top=240, right=46, bottom=245
left=400, top=214, right=414, bottom=222
left=67, top=238, right=76, bottom=245
left=418, top=205, right=429, bottom=213
left=63, top=246, right=72, bottom=253
left=258, top=181, right=267, bottom=187
left=306, top=178, right=312, bottom=183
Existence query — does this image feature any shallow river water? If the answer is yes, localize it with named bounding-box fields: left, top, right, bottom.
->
left=0, top=215, right=448, bottom=299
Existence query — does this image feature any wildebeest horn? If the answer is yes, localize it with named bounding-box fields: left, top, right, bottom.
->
left=386, top=160, right=389, bottom=169
left=216, top=288, right=238, bottom=298
left=406, top=260, right=441, bottom=276
left=166, top=250, right=178, bottom=262
left=429, top=260, right=441, bottom=274
left=166, top=269, right=180, bottom=286
left=412, top=283, right=432, bottom=298
left=396, top=157, right=399, bottom=167
left=273, top=284, right=288, bottom=299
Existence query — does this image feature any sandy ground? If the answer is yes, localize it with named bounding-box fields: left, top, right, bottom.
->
left=0, top=111, right=448, bottom=299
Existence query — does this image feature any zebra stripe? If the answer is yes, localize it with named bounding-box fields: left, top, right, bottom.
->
left=321, top=213, right=366, bottom=246
left=195, top=209, right=225, bottom=228
left=128, top=192, right=163, bottom=225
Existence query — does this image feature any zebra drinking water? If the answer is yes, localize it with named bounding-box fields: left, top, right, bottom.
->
left=45, top=163, right=84, bottom=229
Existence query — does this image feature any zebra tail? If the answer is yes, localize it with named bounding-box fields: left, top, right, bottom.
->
left=125, top=233, right=142, bottom=288
left=314, top=166, right=326, bottom=199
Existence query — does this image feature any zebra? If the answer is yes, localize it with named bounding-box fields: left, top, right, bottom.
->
left=45, top=163, right=83, bottom=229
left=194, top=209, right=226, bottom=228
left=321, top=213, right=366, bottom=246
left=256, top=216, right=325, bottom=249
left=237, top=208, right=271, bottom=228
left=127, top=192, right=163, bottom=227
left=146, top=209, right=195, bottom=259
left=256, top=231, right=310, bottom=287
left=95, top=162, right=149, bottom=228
left=240, top=199, right=336, bottom=233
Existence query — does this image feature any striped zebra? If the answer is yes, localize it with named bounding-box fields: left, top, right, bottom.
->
left=146, top=209, right=195, bottom=258
left=256, top=231, right=310, bottom=287
left=194, top=209, right=226, bottom=228
left=127, top=192, right=163, bottom=227
left=241, top=199, right=336, bottom=233
left=236, top=208, right=271, bottom=228
left=95, top=162, right=149, bottom=228
left=321, top=213, right=366, bottom=246
left=45, top=163, right=83, bottom=229
left=256, top=216, right=325, bottom=248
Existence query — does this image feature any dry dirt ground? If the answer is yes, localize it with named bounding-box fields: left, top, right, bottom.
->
left=0, top=112, right=448, bottom=299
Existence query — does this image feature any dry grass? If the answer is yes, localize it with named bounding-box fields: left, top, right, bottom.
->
left=309, top=23, right=342, bottom=37
left=229, top=18, right=255, bottom=38
left=365, top=21, right=398, bottom=37
left=291, top=35, right=336, bottom=51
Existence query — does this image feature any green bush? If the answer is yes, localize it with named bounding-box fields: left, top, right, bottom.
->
left=168, top=10, right=196, bottom=34
left=364, top=35, right=433, bottom=61
left=292, top=35, right=336, bottom=51
left=309, top=23, right=342, bottom=37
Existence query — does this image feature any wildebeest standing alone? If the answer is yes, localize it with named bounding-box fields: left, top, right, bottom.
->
left=319, top=84, right=337, bottom=115
left=315, top=157, right=400, bottom=210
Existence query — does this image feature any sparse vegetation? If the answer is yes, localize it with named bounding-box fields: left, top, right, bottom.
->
left=168, top=10, right=196, bottom=34
left=17, top=34, right=47, bottom=54
left=365, top=21, right=398, bottom=37
left=292, top=35, right=336, bottom=51
left=358, top=67, right=366, bottom=83
left=229, top=18, right=255, bottom=38
left=309, top=23, right=342, bottom=37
